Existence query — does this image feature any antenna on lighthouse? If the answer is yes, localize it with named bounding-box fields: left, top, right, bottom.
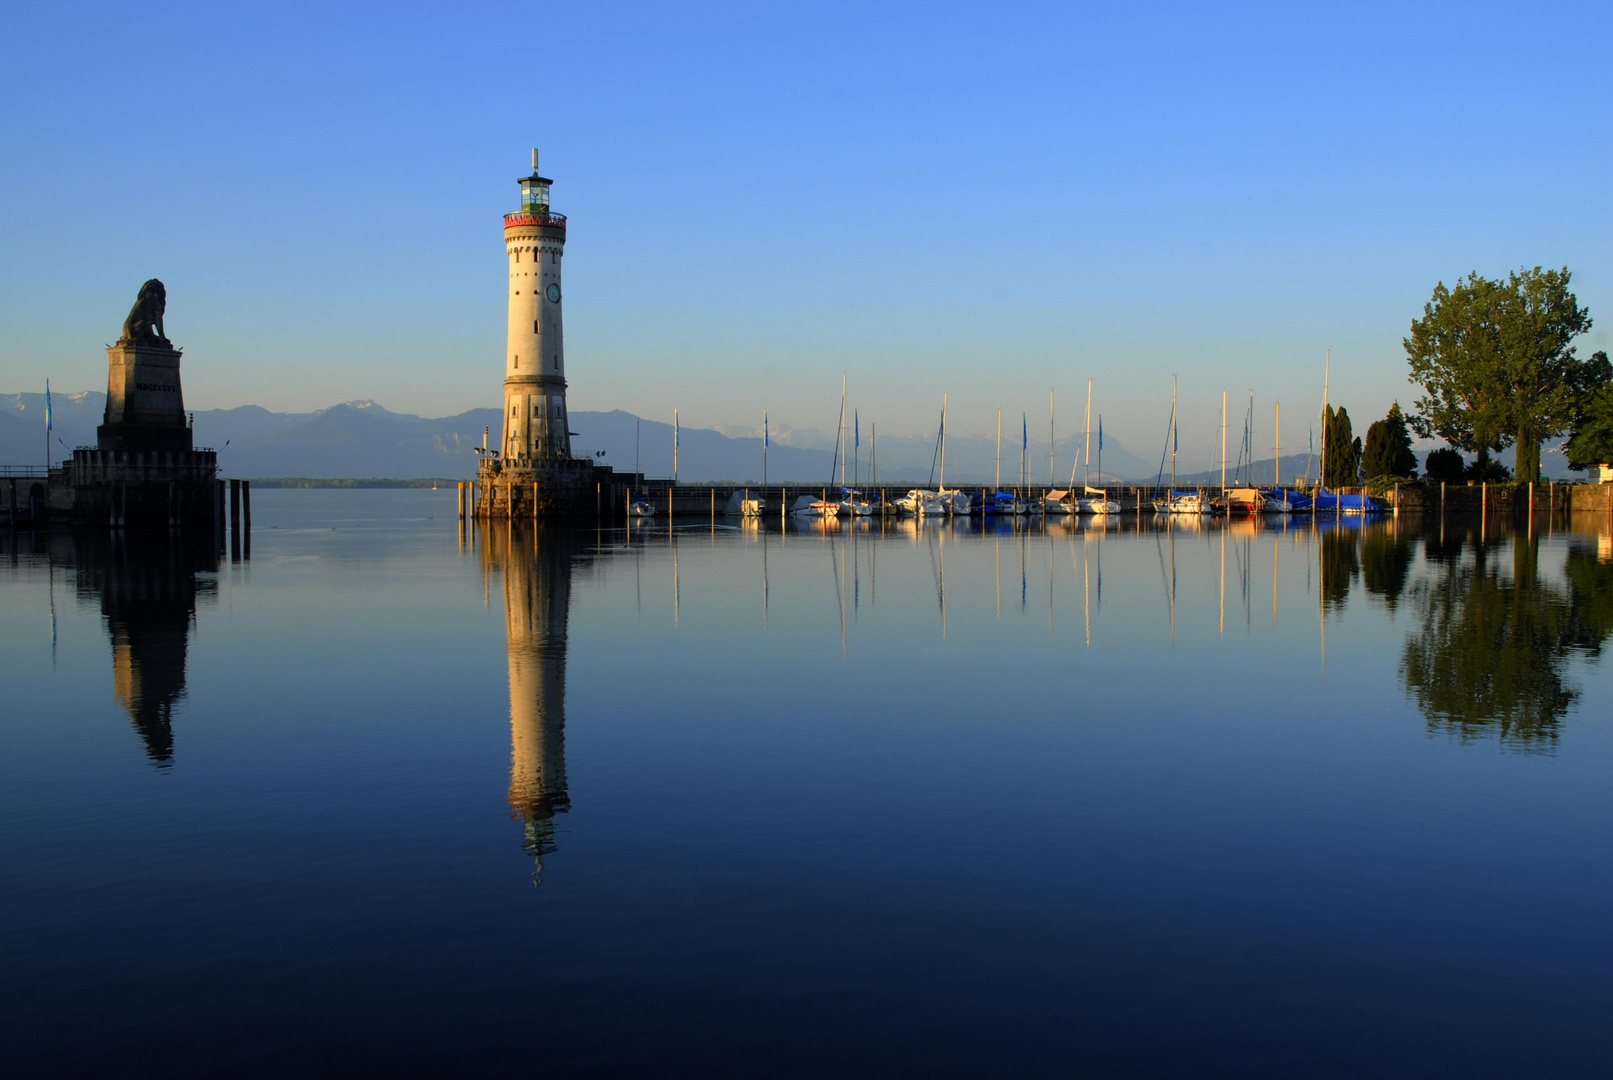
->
left=531, top=148, right=539, bottom=174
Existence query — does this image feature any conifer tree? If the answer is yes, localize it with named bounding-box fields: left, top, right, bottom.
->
left=1361, top=403, right=1418, bottom=479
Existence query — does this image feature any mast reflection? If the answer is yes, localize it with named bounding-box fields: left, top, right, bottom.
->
left=479, top=523, right=582, bottom=883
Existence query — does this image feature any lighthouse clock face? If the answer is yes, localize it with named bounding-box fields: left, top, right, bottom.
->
left=545, top=283, right=561, bottom=304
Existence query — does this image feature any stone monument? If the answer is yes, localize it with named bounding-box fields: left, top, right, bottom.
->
left=50, top=281, right=219, bottom=527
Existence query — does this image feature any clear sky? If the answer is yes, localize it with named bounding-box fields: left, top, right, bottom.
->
left=2, top=1, right=1608, bottom=461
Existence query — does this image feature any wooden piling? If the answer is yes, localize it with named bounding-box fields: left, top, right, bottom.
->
left=242, top=480, right=251, bottom=531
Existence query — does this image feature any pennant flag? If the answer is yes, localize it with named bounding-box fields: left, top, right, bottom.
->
left=1022, top=413, right=1027, bottom=449
left=1098, top=415, right=1103, bottom=450
left=45, top=379, right=52, bottom=432
left=764, top=409, right=769, bottom=448
left=854, top=410, right=859, bottom=449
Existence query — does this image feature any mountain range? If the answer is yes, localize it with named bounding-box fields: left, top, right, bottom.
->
left=9, top=389, right=1558, bottom=483
left=2, top=390, right=1165, bottom=483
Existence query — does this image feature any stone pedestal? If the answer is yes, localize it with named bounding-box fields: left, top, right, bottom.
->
left=98, top=342, right=192, bottom=453
left=476, top=457, right=602, bottom=518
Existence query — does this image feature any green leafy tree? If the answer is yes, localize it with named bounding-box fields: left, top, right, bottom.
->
left=1404, top=267, right=1602, bottom=484
left=1423, top=447, right=1466, bottom=482
left=1566, top=373, right=1613, bottom=471
left=1360, top=403, right=1419, bottom=479
left=1322, top=405, right=1361, bottom=488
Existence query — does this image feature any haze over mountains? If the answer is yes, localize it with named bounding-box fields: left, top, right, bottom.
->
left=4, top=390, right=1557, bottom=483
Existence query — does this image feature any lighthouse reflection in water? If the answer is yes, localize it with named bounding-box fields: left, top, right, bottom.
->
left=480, top=523, right=580, bottom=882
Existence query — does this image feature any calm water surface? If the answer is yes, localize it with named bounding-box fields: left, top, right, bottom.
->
left=3, top=491, right=1611, bottom=1075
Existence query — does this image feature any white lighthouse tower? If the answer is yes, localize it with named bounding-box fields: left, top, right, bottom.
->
left=477, top=150, right=595, bottom=517
left=502, top=149, right=569, bottom=461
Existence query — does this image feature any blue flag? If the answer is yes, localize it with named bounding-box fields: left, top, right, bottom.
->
left=1022, top=414, right=1027, bottom=449
left=1098, top=415, right=1103, bottom=450
left=764, top=410, right=769, bottom=448
left=45, top=379, right=52, bottom=432
left=854, top=411, right=859, bottom=449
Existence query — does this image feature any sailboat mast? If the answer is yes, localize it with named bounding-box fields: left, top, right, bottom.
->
left=996, top=409, right=1002, bottom=490
left=840, top=373, right=847, bottom=491
left=1083, top=380, right=1093, bottom=488
left=1049, top=388, right=1056, bottom=488
left=1275, top=401, right=1280, bottom=488
left=939, top=392, right=948, bottom=491
left=1221, top=390, right=1227, bottom=493
left=1171, top=376, right=1178, bottom=489
left=1321, top=346, right=1331, bottom=490
left=763, top=407, right=768, bottom=488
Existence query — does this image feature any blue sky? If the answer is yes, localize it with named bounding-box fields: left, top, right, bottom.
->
left=2, top=1, right=1608, bottom=460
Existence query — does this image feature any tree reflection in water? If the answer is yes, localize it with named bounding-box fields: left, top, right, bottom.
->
left=1397, top=529, right=1613, bottom=749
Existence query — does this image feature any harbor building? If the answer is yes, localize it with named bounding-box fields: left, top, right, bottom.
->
left=476, top=151, right=603, bottom=517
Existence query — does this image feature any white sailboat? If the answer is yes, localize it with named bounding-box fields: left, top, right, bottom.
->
left=1153, top=376, right=1209, bottom=514
left=935, top=393, right=971, bottom=515
left=1076, top=380, right=1115, bottom=515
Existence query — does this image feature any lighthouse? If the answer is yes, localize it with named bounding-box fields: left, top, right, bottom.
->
left=502, top=149, right=569, bottom=461
left=477, top=150, right=597, bottom=517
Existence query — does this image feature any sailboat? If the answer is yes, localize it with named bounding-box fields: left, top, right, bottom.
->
left=1153, top=377, right=1210, bottom=514
left=836, top=382, right=872, bottom=517
left=1077, top=381, right=1116, bottom=514
left=936, top=393, right=971, bottom=515
left=628, top=418, right=655, bottom=517
left=1261, top=399, right=1308, bottom=513
left=1041, top=389, right=1075, bottom=515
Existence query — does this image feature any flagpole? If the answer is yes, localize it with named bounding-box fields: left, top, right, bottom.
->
left=45, top=379, right=52, bottom=471
left=674, top=408, right=679, bottom=485
left=763, top=408, right=768, bottom=489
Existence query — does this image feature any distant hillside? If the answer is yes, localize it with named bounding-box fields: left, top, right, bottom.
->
left=1, top=390, right=1159, bottom=483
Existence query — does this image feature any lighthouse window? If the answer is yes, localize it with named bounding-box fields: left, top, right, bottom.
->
left=534, top=320, right=539, bottom=333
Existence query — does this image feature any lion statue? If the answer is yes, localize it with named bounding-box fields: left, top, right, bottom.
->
left=119, top=279, right=170, bottom=347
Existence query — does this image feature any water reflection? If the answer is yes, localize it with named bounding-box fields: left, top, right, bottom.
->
left=70, top=532, right=217, bottom=765
left=1400, top=529, right=1613, bottom=749
left=478, top=523, right=583, bottom=883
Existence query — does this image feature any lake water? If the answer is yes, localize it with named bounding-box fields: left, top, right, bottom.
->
left=3, top=491, right=1611, bottom=1076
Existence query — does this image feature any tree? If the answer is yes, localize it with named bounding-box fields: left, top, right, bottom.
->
left=1405, top=267, right=1603, bottom=484
left=1360, top=403, right=1418, bottom=479
left=1424, top=447, right=1466, bottom=482
left=1322, top=405, right=1361, bottom=488
left=1465, top=448, right=1511, bottom=482
left=1566, top=367, right=1613, bottom=471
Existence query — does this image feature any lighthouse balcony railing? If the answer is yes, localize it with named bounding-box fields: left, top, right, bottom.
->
left=503, top=210, right=567, bottom=229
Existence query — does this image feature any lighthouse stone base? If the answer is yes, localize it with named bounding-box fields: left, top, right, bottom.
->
left=476, top=457, right=603, bottom=518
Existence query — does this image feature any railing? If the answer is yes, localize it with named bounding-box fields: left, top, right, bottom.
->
left=504, top=210, right=567, bottom=230
left=0, top=465, right=49, bottom=477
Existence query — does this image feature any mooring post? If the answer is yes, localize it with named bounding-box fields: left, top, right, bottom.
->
left=533, top=481, right=539, bottom=520
left=457, top=482, right=465, bottom=520
left=242, top=480, right=251, bottom=532
left=1482, top=481, right=1487, bottom=518
left=229, top=478, right=241, bottom=533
